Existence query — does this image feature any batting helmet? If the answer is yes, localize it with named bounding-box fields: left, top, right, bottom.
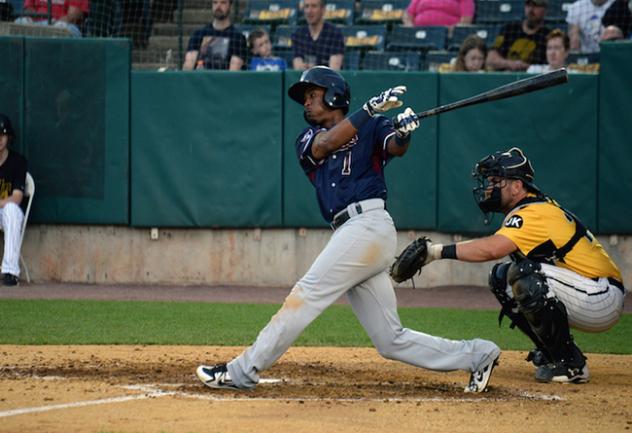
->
left=288, top=66, right=351, bottom=114
left=472, top=147, right=542, bottom=218
left=0, top=113, right=14, bottom=137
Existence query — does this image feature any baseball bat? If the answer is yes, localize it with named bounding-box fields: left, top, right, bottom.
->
left=393, top=68, right=568, bottom=128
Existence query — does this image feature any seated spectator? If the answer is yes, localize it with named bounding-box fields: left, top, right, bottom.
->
left=291, top=0, right=344, bottom=70
left=15, top=0, right=89, bottom=37
left=0, top=114, right=28, bottom=287
left=566, top=0, right=616, bottom=53
left=452, top=34, right=487, bottom=71
left=248, top=28, right=287, bottom=71
left=601, top=24, right=624, bottom=40
left=183, top=0, right=248, bottom=70
left=486, top=0, right=550, bottom=71
left=527, top=28, right=569, bottom=73
left=601, top=0, right=632, bottom=38
left=403, top=0, right=474, bottom=28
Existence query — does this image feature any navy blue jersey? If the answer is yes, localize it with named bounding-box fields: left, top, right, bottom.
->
left=291, top=22, right=345, bottom=67
left=187, top=24, right=248, bottom=70
left=295, top=115, right=396, bottom=222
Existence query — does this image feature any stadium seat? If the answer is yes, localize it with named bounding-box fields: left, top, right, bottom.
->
left=341, top=25, right=387, bottom=50
left=272, top=24, right=299, bottom=49
left=448, top=25, right=500, bottom=51
left=362, top=51, right=423, bottom=71
left=343, top=50, right=361, bottom=70
left=567, top=51, right=599, bottom=65
left=235, top=24, right=272, bottom=41
left=387, top=26, right=447, bottom=51
left=474, top=0, right=524, bottom=24
left=356, top=0, right=409, bottom=25
left=298, top=0, right=355, bottom=25
left=243, top=0, right=299, bottom=26
left=546, top=0, right=574, bottom=23
left=425, top=50, right=456, bottom=71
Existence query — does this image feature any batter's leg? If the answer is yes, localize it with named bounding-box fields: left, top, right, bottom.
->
left=227, top=209, right=400, bottom=389
left=347, top=272, right=500, bottom=373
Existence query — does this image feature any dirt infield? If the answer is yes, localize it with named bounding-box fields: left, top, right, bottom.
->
left=1, top=345, right=631, bottom=433
left=1, top=284, right=630, bottom=432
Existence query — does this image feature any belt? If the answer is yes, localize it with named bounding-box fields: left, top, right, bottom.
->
left=330, top=198, right=385, bottom=230
left=594, top=276, right=626, bottom=294
left=608, top=277, right=626, bottom=294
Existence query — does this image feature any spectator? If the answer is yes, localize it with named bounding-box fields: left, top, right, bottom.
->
left=15, top=0, right=89, bottom=37
left=291, top=0, right=344, bottom=70
left=566, top=0, right=616, bottom=53
left=527, top=28, right=569, bottom=73
left=0, top=114, right=28, bottom=287
left=486, top=0, right=550, bottom=71
left=602, top=0, right=632, bottom=38
left=601, top=23, right=625, bottom=39
left=453, top=34, right=487, bottom=71
left=403, top=0, right=474, bottom=28
left=248, top=28, right=287, bottom=71
left=182, top=0, right=247, bottom=71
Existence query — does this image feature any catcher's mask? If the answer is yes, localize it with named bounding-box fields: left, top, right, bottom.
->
left=472, top=147, right=541, bottom=223
left=288, top=66, right=351, bottom=125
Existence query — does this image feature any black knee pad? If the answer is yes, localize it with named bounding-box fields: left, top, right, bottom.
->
left=507, top=260, right=548, bottom=314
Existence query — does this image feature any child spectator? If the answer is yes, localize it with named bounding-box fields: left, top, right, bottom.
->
left=527, top=28, right=569, bottom=73
left=248, top=28, right=287, bottom=71
left=453, top=34, right=487, bottom=71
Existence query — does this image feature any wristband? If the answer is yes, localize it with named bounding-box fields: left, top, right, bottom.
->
left=394, top=132, right=411, bottom=147
left=441, top=244, right=457, bottom=259
left=348, top=108, right=371, bottom=130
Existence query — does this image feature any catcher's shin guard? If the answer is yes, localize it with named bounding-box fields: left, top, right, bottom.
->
left=489, top=263, right=553, bottom=363
left=507, top=260, right=585, bottom=368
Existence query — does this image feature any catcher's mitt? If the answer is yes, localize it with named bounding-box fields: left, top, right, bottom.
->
left=389, top=237, right=430, bottom=283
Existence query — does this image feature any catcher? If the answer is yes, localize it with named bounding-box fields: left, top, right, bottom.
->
left=391, top=147, right=627, bottom=384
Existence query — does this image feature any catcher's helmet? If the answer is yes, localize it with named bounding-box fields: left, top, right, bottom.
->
left=472, top=147, right=541, bottom=221
left=0, top=113, right=14, bottom=137
left=288, top=66, right=351, bottom=114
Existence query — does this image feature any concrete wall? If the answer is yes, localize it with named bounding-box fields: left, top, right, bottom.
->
left=19, top=225, right=632, bottom=290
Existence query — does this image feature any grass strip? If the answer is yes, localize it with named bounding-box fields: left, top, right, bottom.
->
left=0, top=299, right=630, bottom=354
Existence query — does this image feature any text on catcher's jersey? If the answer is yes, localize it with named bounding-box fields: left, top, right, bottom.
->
left=496, top=197, right=621, bottom=281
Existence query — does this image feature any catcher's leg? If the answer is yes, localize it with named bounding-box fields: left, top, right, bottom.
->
left=507, top=260, right=585, bottom=368
left=488, top=262, right=552, bottom=365
left=347, top=272, right=500, bottom=373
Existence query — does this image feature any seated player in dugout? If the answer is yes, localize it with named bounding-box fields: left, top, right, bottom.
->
left=396, top=147, right=627, bottom=384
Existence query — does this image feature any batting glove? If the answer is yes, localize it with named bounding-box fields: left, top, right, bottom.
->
left=364, top=86, right=407, bottom=117
left=394, top=107, right=420, bottom=137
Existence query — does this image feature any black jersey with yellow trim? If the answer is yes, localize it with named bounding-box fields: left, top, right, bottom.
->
left=496, top=195, right=622, bottom=282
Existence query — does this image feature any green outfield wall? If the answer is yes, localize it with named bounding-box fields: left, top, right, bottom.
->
left=2, top=37, right=630, bottom=233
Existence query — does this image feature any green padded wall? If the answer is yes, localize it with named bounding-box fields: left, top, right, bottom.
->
left=598, top=41, right=632, bottom=233
left=283, top=71, right=439, bottom=229
left=24, top=38, right=130, bottom=224
left=0, top=37, right=24, bottom=154
left=131, top=71, right=283, bottom=227
left=437, top=73, right=599, bottom=235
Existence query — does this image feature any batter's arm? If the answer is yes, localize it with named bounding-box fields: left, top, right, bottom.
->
left=311, top=119, right=358, bottom=160
left=455, top=234, right=517, bottom=262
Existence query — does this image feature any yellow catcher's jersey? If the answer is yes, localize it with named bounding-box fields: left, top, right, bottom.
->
left=496, top=196, right=622, bottom=281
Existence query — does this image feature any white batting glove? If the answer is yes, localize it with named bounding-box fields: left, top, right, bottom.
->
left=395, top=107, right=420, bottom=137
left=364, top=85, right=407, bottom=116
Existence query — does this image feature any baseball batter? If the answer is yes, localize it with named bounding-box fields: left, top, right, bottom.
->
left=0, top=114, right=27, bottom=287
left=395, top=147, right=627, bottom=383
left=196, top=66, right=501, bottom=393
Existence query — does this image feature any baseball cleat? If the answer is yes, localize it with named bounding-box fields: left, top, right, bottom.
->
left=536, top=362, right=590, bottom=384
left=465, top=355, right=500, bottom=393
left=196, top=364, right=240, bottom=390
